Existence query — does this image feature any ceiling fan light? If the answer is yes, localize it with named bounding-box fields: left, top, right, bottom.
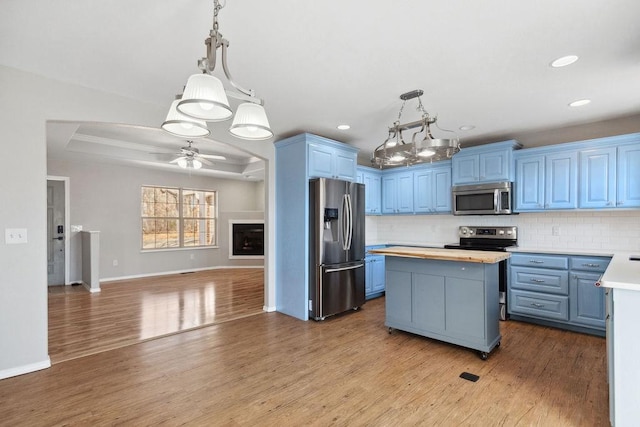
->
left=177, top=74, right=232, bottom=121
left=191, top=158, right=203, bottom=169
left=177, top=158, right=188, bottom=169
left=229, top=103, right=273, bottom=140
left=161, top=100, right=211, bottom=138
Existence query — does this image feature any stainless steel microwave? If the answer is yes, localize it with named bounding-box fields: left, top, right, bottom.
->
left=452, top=181, right=513, bottom=215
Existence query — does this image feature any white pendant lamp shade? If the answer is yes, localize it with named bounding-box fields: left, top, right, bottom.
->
left=177, top=74, right=232, bottom=121
left=161, top=100, right=211, bottom=138
left=229, top=102, right=273, bottom=140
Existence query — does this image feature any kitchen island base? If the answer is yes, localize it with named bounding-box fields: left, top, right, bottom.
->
left=384, top=256, right=502, bottom=359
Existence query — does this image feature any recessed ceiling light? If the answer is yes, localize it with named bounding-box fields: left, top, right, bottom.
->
left=569, top=99, right=591, bottom=107
left=459, top=125, right=475, bottom=131
left=337, top=124, right=350, bottom=130
left=551, top=55, right=579, bottom=68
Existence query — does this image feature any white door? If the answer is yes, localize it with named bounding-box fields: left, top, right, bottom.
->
left=47, top=180, right=65, bottom=286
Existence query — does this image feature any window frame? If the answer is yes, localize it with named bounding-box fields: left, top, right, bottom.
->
left=141, top=185, right=218, bottom=251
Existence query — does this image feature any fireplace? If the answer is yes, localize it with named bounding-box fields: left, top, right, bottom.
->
left=229, top=220, right=264, bottom=259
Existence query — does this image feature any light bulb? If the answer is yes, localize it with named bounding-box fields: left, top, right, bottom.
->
left=246, top=126, right=258, bottom=133
left=418, top=149, right=436, bottom=158
left=390, top=153, right=405, bottom=162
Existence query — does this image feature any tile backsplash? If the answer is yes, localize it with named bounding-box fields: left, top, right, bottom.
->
left=366, top=210, right=640, bottom=252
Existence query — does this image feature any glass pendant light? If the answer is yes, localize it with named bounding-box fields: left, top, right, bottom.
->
left=161, top=99, right=210, bottom=138
left=177, top=74, right=232, bottom=121
left=229, top=103, right=273, bottom=140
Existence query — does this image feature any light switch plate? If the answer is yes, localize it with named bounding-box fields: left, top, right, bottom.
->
left=5, top=228, right=28, bottom=244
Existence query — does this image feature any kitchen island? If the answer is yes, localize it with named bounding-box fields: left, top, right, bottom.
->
left=599, top=252, right=640, bottom=427
left=368, top=246, right=510, bottom=359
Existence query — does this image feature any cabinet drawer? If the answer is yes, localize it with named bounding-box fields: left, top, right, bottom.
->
left=511, top=266, right=569, bottom=295
left=570, top=256, right=610, bottom=273
left=510, top=253, right=569, bottom=269
left=510, top=290, right=569, bottom=321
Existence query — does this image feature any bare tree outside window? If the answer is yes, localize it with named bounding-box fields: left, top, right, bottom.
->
left=141, top=186, right=217, bottom=249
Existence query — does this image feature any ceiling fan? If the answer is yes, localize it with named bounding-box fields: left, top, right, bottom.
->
left=168, top=141, right=226, bottom=169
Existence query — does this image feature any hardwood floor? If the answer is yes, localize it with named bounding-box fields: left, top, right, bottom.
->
left=4, top=296, right=608, bottom=426
left=48, top=268, right=265, bottom=363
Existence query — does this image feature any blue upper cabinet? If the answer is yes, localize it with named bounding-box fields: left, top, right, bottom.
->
left=451, top=140, right=521, bottom=185
left=617, top=144, right=640, bottom=208
left=308, top=139, right=358, bottom=181
left=579, top=147, right=617, bottom=208
left=515, top=155, right=545, bottom=211
left=515, top=150, right=577, bottom=211
left=414, top=162, right=452, bottom=213
left=382, top=170, right=414, bottom=214
left=357, top=166, right=382, bottom=215
left=579, top=141, right=640, bottom=209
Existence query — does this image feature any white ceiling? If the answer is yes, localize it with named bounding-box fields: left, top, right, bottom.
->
left=3, top=0, right=640, bottom=177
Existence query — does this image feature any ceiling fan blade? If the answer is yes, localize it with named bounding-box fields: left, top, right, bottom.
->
left=199, top=153, right=226, bottom=160
left=198, top=157, right=215, bottom=166
left=169, top=157, right=185, bottom=164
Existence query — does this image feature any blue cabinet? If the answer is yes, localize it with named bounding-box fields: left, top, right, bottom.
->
left=451, top=140, right=520, bottom=185
left=413, top=162, right=452, bottom=213
left=381, top=170, right=413, bottom=214
left=357, top=167, right=382, bottom=215
left=508, top=252, right=608, bottom=335
left=579, top=142, right=640, bottom=209
left=365, top=245, right=385, bottom=299
left=617, top=144, right=640, bottom=208
left=514, top=150, right=577, bottom=211
left=308, top=142, right=357, bottom=181
left=579, top=147, right=617, bottom=208
left=274, top=133, right=359, bottom=321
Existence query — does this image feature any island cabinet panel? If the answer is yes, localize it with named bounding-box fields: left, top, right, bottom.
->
left=385, top=256, right=501, bottom=357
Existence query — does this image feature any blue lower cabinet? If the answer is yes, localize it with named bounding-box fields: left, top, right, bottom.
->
left=508, top=252, right=609, bottom=335
left=365, top=246, right=386, bottom=299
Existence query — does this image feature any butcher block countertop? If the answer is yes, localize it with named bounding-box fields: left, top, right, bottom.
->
left=368, top=246, right=510, bottom=264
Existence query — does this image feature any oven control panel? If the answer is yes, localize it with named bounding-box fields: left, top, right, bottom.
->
left=458, top=226, right=517, bottom=240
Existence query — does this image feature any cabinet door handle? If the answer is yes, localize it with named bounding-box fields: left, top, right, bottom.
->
left=531, top=303, right=545, bottom=308
left=618, top=201, right=624, bottom=206
left=530, top=279, right=545, bottom=283
left=529, top=260, right=544, bottom=264
left=583, top=263, right=600, bottom=268
left=606, top=201, right=613, bottom=206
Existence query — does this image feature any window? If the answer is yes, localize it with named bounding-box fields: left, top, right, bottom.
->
left=141, top=186, right=217, bottom=249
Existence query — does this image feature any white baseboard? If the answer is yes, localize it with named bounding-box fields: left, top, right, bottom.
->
left=101, top=265, right=265, bottom=283
left=263, top=305, right=277, bottom=312
left=82, top=282, right=101, bottom=293
left=0, top=358, right=51, bottom=380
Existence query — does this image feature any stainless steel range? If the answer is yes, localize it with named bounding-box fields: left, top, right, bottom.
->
left=444, top=226, right=518, bottom=320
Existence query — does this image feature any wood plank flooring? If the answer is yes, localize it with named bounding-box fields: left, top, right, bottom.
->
left=4, top=295, right=608, bottom=426
left=48, top=268, right=265, bottom=363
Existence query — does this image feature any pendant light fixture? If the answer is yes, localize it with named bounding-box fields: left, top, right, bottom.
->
left=162, top=0, right=273, bottom=141
left=372, top=90, right=460, bottom=168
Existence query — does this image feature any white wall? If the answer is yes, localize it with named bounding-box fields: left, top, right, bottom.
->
left=47, top=158, right=264, bottom=282
left=0, top=65, right=276, bottom=379
left=368, top=210, right=640, bottom=252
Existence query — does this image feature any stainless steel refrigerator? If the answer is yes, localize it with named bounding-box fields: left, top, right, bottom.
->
left=309, top=178, right=366, bottom=320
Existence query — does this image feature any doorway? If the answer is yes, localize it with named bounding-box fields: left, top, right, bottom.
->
left=47, top=176, right=70, bottom=286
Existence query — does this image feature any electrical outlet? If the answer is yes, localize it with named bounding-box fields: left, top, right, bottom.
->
left=112, top=259, right=119, bottom=267
left=552, top=226, right=560, bottom=236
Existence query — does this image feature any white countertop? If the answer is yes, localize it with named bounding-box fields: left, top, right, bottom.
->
left=600, top=252, right=640, bottom=291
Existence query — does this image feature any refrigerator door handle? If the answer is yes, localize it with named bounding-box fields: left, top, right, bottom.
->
left=345, top=193, right=353, bottom=251
left=325, top=263, right=364, bottom=273
left=341, top=194, right=349, bottom=251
